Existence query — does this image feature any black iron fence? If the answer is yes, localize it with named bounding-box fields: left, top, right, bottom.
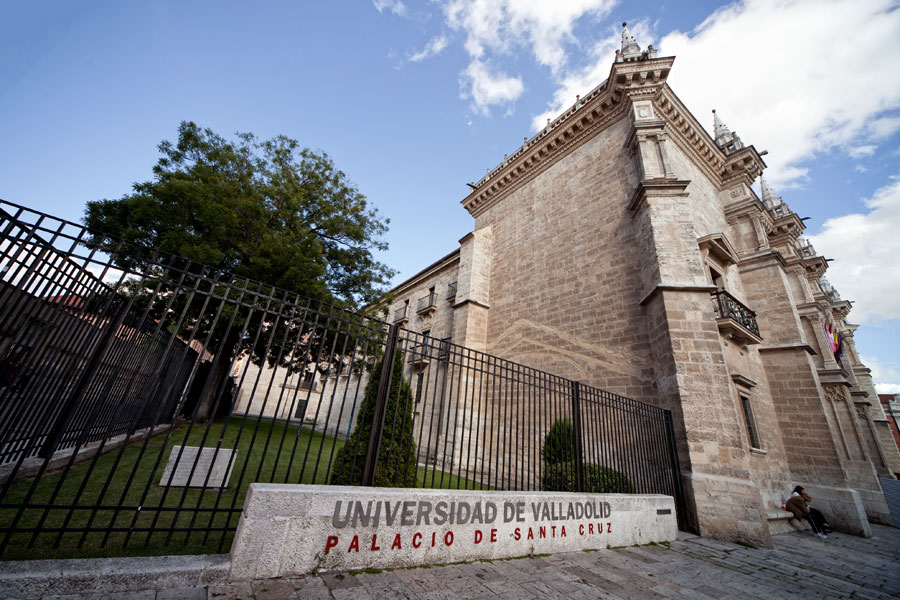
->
left=0, top=200, right=684, bottom=560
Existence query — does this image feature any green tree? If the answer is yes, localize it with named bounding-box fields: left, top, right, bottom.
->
left=330, top=350, right=416, bottom=487
left=84, top=121, right=395, bottom=421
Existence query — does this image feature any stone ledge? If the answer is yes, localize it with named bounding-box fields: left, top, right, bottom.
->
left=230, top=484, right=677, bottom=579
left=757, top=343, right=817, bottom=355
left=0, top=424, right=171, bottom=485
left=0, top=553, right=230, bottom=598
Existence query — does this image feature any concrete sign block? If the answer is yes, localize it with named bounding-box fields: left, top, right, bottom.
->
left=159, top=446, right=236, bottom=488
left=230, top=484, right=677, bottom=579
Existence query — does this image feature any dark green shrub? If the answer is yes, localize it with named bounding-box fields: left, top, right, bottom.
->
left=330, top=350, right=416, bottom=487
left=542, top=461, right=635, bottom=494
left=542, top=417, right=576, bottom=465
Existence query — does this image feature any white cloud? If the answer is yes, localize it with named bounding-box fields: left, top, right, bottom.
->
left=867, top=116, right=900, bottom=140
left=808, top=173, right=900, bottom=324
left=409, top=35, right=450, bottom=62
left=461, top=60, right=525, bottom=115
left=861, top=354, right=900, bottom=393
left=656, top=0, right=900, bottom=188
left=442, top=0, right=618, bottom=114
left=848, top=145, right=876, bottom=159
left=373, top=0, right=407, bottom=17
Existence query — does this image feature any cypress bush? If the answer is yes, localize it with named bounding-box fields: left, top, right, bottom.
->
left=542, top=416, right=576, bottom=464
left=330, top=350, right=417, bottom=487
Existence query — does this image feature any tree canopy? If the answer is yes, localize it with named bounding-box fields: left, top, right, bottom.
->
left=84, top=121, right=395, bottom=307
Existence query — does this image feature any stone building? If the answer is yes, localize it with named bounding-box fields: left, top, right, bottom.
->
left=880, top=394, right=900, bottom=466
left=383, top=25, right=900, bottom=544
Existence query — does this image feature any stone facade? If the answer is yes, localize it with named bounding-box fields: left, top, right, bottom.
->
left=384, top=25, right=900, bottom=544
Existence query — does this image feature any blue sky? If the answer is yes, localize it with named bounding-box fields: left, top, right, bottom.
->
left=2, top=0, right=899, bottom=391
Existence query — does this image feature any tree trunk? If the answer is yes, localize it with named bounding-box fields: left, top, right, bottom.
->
left=195, top=337, right=237, bottom=423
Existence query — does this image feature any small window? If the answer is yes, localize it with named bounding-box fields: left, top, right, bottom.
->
left=740, top=395, right=761, bottom=449
left=415, top=371, right=424, bottom=404
left=710, top=267, right=724, bottom=289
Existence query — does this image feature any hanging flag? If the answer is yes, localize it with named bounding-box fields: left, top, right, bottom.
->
left=823, top=319, right=844, bottom=361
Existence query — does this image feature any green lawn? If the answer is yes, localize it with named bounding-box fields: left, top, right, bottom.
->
left=0, top=416, right=488, bottom=561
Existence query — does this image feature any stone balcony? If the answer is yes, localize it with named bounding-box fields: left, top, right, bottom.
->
left=408, top=338, right=450, bottom=367
left=416, top=292, right=437, bottom=316
left=712, top=290, right=762, bottom=345
left=392, top=305, right=409, bottom=325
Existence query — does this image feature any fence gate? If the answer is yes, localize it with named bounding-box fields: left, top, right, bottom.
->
left=0, top=200, right=685, bottom=560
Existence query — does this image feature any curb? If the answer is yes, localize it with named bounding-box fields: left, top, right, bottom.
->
left=0, top=554, right=230, bottom=598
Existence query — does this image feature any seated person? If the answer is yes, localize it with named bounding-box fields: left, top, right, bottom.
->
left=801, top=491, right=833, bottom=534
left=785, top=489, right=827, bottom=539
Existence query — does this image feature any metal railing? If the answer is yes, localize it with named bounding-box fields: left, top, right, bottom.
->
left=712, top=290, right=760, bottom=338
left=392, top=305, right=409, bottom=322
left=0, top=200, right=685, bottom=560
left=416, top=292, right=435, bottom=313
left=447, top=281, right=457, bottom=300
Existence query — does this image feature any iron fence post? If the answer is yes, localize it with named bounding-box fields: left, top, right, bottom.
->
left=663, top=409, right=687, bottom=531
left=570, top=380, right=585, bottom=493
left=362, top=324, right=399, bottom=486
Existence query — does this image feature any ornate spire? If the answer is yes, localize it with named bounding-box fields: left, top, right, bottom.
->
left=615, top=22, right=657, bottom=63
left=759, top=173, right=793, bottom=217
left=759, top=174, right=780, bottom=208
left=711, top=109, right=745, bottom=155
left=621, top=22, right=641, bottom=60
left=712, top=109, right=730, bottom=143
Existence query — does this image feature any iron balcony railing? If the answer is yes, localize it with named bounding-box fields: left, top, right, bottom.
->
left=408, top=337, right=451, bottom=365
left=392, top=305, right=409, bottom=322
left=416, top=292, right=436, bottom=314
left=447, top=281, right=457, bottom=300
left=712, top=290, right=761, bottom=338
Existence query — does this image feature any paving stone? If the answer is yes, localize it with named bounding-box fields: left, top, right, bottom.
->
left=319, top=571, right=365, bottom=590
left=288, top=577, right=332, bottom=600
left=330, top=588, right=375, bottom=600
left=99, top=591, right=155, bottom=600
left=250, top=578, right=297, bottom=599
left=207, top=581, right=253, bottom=600
left=156, top=586, right=207, bottom=600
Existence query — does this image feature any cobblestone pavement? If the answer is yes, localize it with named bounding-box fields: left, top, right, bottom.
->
left=9, top=524, right=900, bottom=599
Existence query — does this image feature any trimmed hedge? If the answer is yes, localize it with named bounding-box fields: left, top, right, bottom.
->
left=541, top=416, right=634, bottom=493
left=542, top=461, right=635, bottom=494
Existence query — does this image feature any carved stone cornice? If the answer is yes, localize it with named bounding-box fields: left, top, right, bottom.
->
left=461, top=57, right=674, bottom=219
left=736, top=248, right=787, bottom=272
left=627, top=178, right=691, bottom=212
left=697, top=233, right=739, bottom=266
left=721, top=146, right=766, bottom=188
left=654, top=87, right=725, bottom=186
left=768, top=211, right=805, bottom=243
left=797, top=254, right=828, bottom=278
